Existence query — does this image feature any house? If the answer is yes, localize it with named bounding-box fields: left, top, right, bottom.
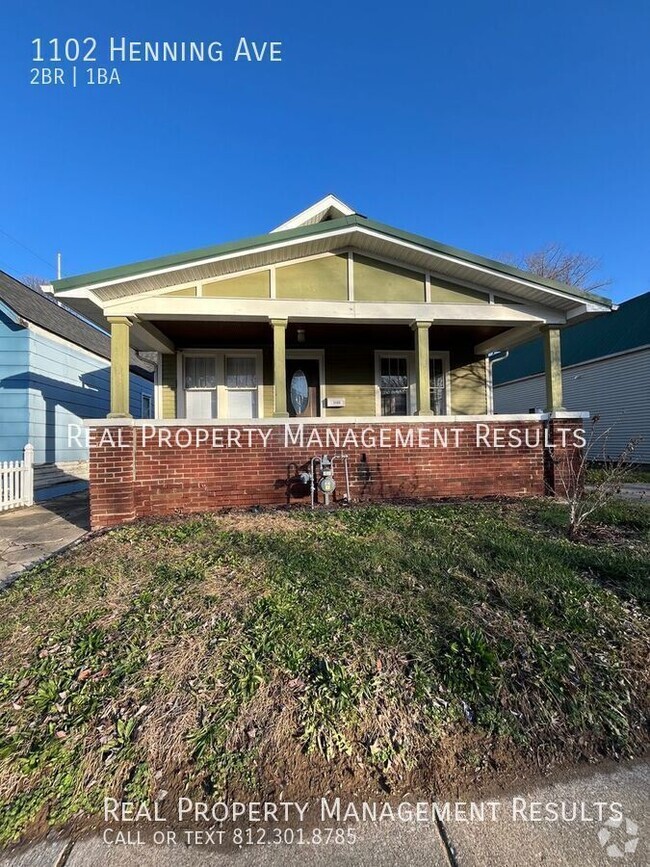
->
left=0, top=270, right=154, bottom=499
left=493, top=291, right=650, bottom=463
left=50, top=196, right=614, bottom=528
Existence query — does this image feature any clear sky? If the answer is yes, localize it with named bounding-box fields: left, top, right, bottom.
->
left=1, top=1, right=648, bottom=302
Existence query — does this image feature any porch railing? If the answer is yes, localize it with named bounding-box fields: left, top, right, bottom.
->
left=0, top=444, right=34, bottom=512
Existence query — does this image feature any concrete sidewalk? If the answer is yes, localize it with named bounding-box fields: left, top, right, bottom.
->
left=1, top=762, right=646, bottom=866
left=0, top=492, right=89, bottom=587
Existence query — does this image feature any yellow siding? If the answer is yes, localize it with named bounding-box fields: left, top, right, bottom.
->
left=276, top=255, right=348, bottom=300
left=430, top=279, right=489, bottom=304
left=324, top=348, right=376, bottom=416
left=163, top=286, right=197, bottom=297
left=161, top=354, right=177, bottom=418
left=158, top=348, right=486, bottom=419
left=203, top=270, right=270, bottom=298
left=450, top=359, right=487, bottom=414
left=354, top=256, right=425, bottom=303
left=262, top=347, right=275, bottom=416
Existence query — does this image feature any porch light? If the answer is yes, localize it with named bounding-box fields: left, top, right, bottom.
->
left=296, top=327, right=306, bottom=343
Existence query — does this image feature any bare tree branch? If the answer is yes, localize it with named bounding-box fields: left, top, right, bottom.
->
left=20, top=274, right=49, bottom=292
left=554, top=416, right=643, bottom=539
left=504, top=243, right=611, bottom=292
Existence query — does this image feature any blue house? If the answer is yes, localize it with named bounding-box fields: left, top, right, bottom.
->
left=0, top=270, right=154, bottom=499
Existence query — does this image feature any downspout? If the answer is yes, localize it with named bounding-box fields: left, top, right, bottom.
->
left=486, top=350, right=509, bottom=414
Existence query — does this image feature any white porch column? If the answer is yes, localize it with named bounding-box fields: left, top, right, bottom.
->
left=271, top=318, right=289, bottom=417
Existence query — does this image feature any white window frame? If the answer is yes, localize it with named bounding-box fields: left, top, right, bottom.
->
left=182, top=353, right=219, bottom=419
left=178, top=349, right=263, bottom=420
left=374, top=350, right=451, bottom=416
left=141, top=392, right=153, bottom=419
left=374, top=351, right=413, bottom=417
left=429, top=350, right=451, bottom=416
left=223, top=350, right=262, bottom=420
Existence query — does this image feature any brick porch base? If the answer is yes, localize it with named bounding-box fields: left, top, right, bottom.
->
left=87, top=417, right=585, bottom=530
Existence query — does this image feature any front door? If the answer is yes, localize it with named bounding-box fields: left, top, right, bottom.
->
left=286, top=359, right=320, bottom=417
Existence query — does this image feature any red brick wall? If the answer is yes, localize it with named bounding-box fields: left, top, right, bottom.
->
left=87, top=419, right=585, bottom=529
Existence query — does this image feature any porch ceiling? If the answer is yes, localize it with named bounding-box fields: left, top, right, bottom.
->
left=147, top=319, right=507, bottom=352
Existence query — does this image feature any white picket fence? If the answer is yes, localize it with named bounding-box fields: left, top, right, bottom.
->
left=0, top=444, right=34, bottom=512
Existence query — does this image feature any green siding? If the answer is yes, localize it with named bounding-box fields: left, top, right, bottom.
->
left=494, top=291, right=649, bottom=385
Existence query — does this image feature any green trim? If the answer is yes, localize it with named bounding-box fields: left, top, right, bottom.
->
left=53, top=215, right=613, bottom=309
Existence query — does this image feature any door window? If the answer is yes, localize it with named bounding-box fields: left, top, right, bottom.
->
left=289, top=369, right=309, bottom=414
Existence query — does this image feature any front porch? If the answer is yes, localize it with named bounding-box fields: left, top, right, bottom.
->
left=105, top=319, right=568, bottom=422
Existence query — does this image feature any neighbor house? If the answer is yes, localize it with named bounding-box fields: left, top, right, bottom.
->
left=51, top=196, right=614, bottom=527
left=494, top=291, right=650, bottom=463
left=0, top=270, right=154, bottom=499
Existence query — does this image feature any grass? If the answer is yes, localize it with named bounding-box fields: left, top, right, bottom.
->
left=0, top=500, right=648, bottom=844
left=586, top=462, right=650, bottom=485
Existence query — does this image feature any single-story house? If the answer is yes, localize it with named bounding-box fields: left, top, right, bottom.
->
left=51, top=196, right=614, bottom=527
left=494, top=291, right=649, bottom=463
left=0, top=270, right=154, bottom=499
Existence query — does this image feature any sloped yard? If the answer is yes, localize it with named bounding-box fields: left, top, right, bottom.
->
left=0, top=500, right=648, bottom=844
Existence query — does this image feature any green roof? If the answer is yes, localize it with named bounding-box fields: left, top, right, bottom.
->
left=53, top=215, right=613, bottom=309
left=493, top=291, right=650, bottom=385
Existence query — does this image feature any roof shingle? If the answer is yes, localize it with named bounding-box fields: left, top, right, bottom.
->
left=0, top=270, right=153, bottom=379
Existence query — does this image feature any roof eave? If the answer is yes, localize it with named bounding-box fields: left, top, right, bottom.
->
left=53, top=214, right=613, bottom=312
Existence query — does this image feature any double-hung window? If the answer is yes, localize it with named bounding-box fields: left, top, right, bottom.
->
left=429, top=355, right=447, bottom=415
left=184, top=355, right=217, bottom=418
left=225, top=355, right=257, bottom=419
left=379, top=356, right=409, bottom=416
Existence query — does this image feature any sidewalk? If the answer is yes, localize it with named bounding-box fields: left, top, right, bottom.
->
left=0, top=492, right=89, bottom=587
left=1, top=761, right=646, bottom=866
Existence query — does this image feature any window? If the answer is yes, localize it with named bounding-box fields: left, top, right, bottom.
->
left=184, top=356, right=216, bottom=390
left=289, top=369, right=309, bottom=414
left=225, top=356, right=257, bottom=419
left=429, top=356, right=447, bottom=414
left=379, top=356, right=409, bottom=416
left=184, top=356, right=217, bottom=418
left=141, top=393, right=153, bottom=419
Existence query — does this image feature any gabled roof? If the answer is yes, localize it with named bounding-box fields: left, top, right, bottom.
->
left=493, top=291, right=650, bottom=385
left=0, top=270, right=153, bottom=379
left=52, top=210, right=613, bottom=312
left=271, top=194, right=359, bottom=232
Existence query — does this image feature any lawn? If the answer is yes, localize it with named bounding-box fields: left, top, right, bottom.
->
left=586, top=463, right=650, bottom=485
left=0, top=500, right=648, bottom=844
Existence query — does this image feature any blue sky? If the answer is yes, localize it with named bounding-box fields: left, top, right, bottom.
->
left=1, top=1, right=648, bottom=302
